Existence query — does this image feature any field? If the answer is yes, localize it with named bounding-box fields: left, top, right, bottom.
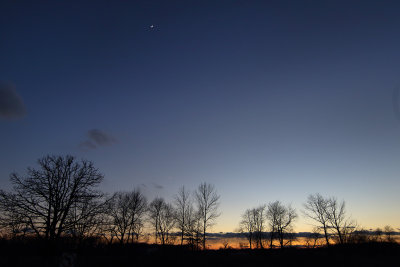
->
left=1, top=239, right=398, bottom=267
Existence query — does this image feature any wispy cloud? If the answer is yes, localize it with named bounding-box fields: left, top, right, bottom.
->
left=79, top=129, right=116, bottom=150
left=152, top=183, right=164, bottom=190
left=0, top=82, right=26, bottom=119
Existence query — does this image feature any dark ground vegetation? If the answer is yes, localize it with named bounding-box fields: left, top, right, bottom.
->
left=0, top=238, right=398, bottom=267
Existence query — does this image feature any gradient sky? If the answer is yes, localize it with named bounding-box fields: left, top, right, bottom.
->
left=1, top=0, right=400, bottom=232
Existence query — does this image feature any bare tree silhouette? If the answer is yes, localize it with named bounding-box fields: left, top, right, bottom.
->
left=148, top=197, right=164, bottom=244
left=239, top=208, right=256, bottom=249
left=107, top=190, right=147, bottom=244
left=174, top=186, right=192, bottom=245
left=303, top=193, right=331, bottom=246
left=148, top=198, right=176, bottom=245
left=195, top=183, right=220, bottom=250
left=325, top=197, right=354, bottom=244
left=253, top=205, right=267, bottom=248
left=267, top=201, right=297, bottom=249
left=0, top=155, right=103, bottom=241
left=239, top=205, right=267, bottom=249
left=157, top=202, right=176, bottom=245
left=183, top=203, right=203, bottom=250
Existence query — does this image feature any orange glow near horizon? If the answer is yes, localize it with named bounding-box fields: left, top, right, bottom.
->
left=142, top=235, right=400, bottom=250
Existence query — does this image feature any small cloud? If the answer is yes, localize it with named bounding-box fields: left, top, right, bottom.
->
left=0, top=82, right=26, bottom=119
left=152, top=183, right=164, bottom=190
left=79, top=129, right=116, bottom=150
left=88, top=129, right=116, bottom=146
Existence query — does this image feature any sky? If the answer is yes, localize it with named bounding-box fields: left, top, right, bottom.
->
left=1, top=0, right=400, bottom=233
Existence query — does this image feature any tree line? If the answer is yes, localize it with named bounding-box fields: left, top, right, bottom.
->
left=0, top=155, right=397, bottom=249
left=0, top=155, right=220, bottom=250
left=238, top=194, right=356, bottom=249
left=238, top=194, right=397, bottom=249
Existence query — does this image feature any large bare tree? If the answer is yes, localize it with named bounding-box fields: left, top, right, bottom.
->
left=126, top=190, right=147, bottom=243
left=148, top=197, right=164, bottom=244
left=239, top=205, right=266, bottom=249
left=303, top=193, right=331, bottom=246
left=183, top=204, right=202, bottom=250
left=174, top=186, right=192, bottom=245
left=239, top=208, right=256, bottom=249
left=0, top=155, right=104, bottom=241
left=325, top=197, right=354, bottom=244
left=267, top=201, right=297, bottom=248
left=157, top=202, right=176, bottom=245
left=107, top=190, right=147, bottom=244
left=148, top=198, right=176, bottom=245
left=253, top=205, right=267, bottom=248
left=195, top=183, right=220, bottom=250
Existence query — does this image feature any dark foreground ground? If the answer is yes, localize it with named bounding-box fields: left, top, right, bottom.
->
left=0, top=239, right=399, bottom=267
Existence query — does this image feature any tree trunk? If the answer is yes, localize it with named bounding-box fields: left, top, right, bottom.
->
left=323, top=225, right=330, bottom=246
left=203, top=220, right=206, bottom=250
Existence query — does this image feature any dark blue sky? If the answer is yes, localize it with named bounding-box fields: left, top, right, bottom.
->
left=1, top=0, right=400, bottom=231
